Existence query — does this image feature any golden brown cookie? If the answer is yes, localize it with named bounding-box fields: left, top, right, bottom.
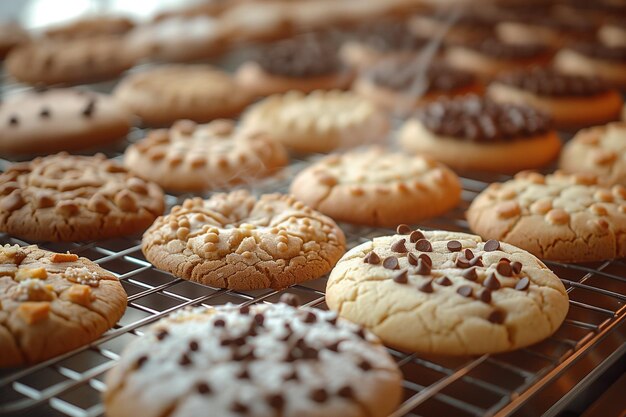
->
left=124, top=119, right=288, bottom=193
left=290, top=148, right=461, bottom=227
left=554, top=43, right=626, bottom=88
left=0, top=153, right=165, bottom=242
left=114, top=65, right=254, bottom=126
left=0, top=22, right=29, bottom=59
left=326, top=228, right=569, bottom=355
left=467, top=171, right=626, bottom=262
left=142, top=190, right=346, bottom=290
left=0, top=88, right=131, bottom=155
left=44, top=15, right=135, bottom=39
left=0, top=244, right=126, bottom=367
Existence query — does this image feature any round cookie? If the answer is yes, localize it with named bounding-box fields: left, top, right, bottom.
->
left=326, top=228, right=569, bottom=355
left=353, top=57, right=483, bottom=114
left=235, top=33, right=354, bottom=98
left=44, top=15, right=135, bottom=39
left=241, top=90, right=390, bottom=154
left=398, top=95, right=561, bottom=173
left=5, top=36, right=136, bottom=86
left=554, top=43, right=626, bottom=88
left=0, top=244, right=127, bottom=367
left=289, top=148, right=461, bottom=227
left=488, top=67, right=623, bottom=130
left=0, top=88, right=131, bottom=155
left=560, top=122, right=626, bottom=186
left=104, top=301, right=402, bottom=417
left=409, top=11, right=495, bottom=45
left=0, top=153, right=165, bottom=242
left=124, top=119, right=288, bottom=193
left=0, top=22, right=29, bottom=59
left=141, top=190, right=346, bottom=290
left=467, top=171, right=626, bottom=262
left=114, top=65, right=254, bottom=126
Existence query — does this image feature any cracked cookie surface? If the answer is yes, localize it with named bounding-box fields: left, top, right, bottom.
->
left=326, top=228, right=568, bottom=355
left=0, top=153, right=165, bottom=242
left=560, top=122, right=626, bottom=186
left=142, top=190, right=346, bottom=290
left=104, top=301, right=402, bottom=417
left=467, top=171, right=626, bottom=262
left=289, top=147, right=461, bottom=227
left=0, top=244, right=126, bottom=367
left=124, top=119, right=288, bottom=193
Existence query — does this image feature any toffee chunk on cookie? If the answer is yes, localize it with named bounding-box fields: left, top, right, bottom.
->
left=467, top=171, right=626, bottom=262
left=0, top=244, right=126, bottom=367
left=0, top=153, right=164, bottom=242
left=141, top=190, right=345, bottom=290
left=326, top=230, right=569, bottom=355
left=104, top=302, right=402, bottom=417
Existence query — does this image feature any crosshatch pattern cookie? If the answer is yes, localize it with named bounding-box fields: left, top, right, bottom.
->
left=142, top=190, right=346, bottom=290
left=326, top=228, right=569, bottom=355
left=290, top=148, right=461, bottom=227
left=113, top=65, right=254, bottom=126
left=0, top=88, right=131, bottom=155
left=241, top=90, right=390, bottom=154
left=0, top=153, right=165, bottom=242
left=467, top=171, right=626, bottom=262
left=560, top=122, right=626, bottom=186
left=104, top=301, right=402, bottom=417
left=124, top=119, right=289, bottom=193
left=0, top=244, right=126, bottom=367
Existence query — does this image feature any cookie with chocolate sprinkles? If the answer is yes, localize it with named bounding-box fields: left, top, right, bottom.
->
left=104, top=301, right=402, bottom=417
left=326, top=228, right=568, bottom=355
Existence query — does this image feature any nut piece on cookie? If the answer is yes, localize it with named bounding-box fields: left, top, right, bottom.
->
left=467, top=171, right=626, bottom=262
left=326, top=229, right=569, bottom=355
left=142, top=190, right=346, bottom=290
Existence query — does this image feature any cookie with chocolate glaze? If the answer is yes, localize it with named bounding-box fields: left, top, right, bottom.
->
left=104, top=301, right=402, bottom=417
left=399, top=95, right=561, bottom=173
left=236, top=33, right=354, bottom=97
left=326, top=229, right=569, bottom=355
left=488, top=67, right=623, bottom=129
left=554, top=43, right=626, bottom=88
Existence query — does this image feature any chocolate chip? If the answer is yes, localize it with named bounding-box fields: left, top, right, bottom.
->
left=396, top=224, right=411, bottom=234
left=511, top=261, right=523, bottom=275
left=436, top=276, right=453, bottom=286
left=393, top=270, right=408, bottom=284
left=326, top=341, right=340, bottom=352
left=280, top=293, right=301, bottom=307
left=418, top=254, right=432, bottom=267
left=337, top=385, right=355, bottom=398
left=179, top=353, right=192, bottom=366
left=302, top=346, right=319, bottom=359
left=407, top=252, right=418, bottom=266
left=484, top=239, right=500, bottom=252
left=470, top=256, right=483, bottom=267
left=418, top=279, right=434, bottom=293
left=409, top=230, right=424, bottom=243
left=284, top=370, right=299, bottom=381
left=239, top=305, right=250, bottom=315
left=496, top=261, right=512, bottom=277
left=488, top=309, right=506, bottom=324
left=233, top=337, right=246, bottom=346
left=231, top=401, right=249, bottom=413
left=254, top=313, right=265, bottom=326
left=196, top=381, right=211, bottom=394
left=391, top=239, right=407, bottom=253
left=359, top=359, right=372, bottom=371
left=464, top=249, right=474, bottom=260
left=364, top=251, right=381, bottom=265
left=463, top=267, right=478, bottom=281
left=311, top=388, right=328, bottom=403
left=415, top=259, right=431, bottom=275
left=499, top=257, right=511, bottom=263
left=457, top=285, right=473, bottom=298
left=189, top=340, right=199, bottom=351
left=8, top=115, right=18, bottom=126
left=303, top=311, right=317, bottom=323
left=479, top=289, right=492, bottom=303
left=214, top=318, right=226, bottom=327
left=515, top=277, right=530, bottom=291
left=415, top=239, right=433, bottom=252
left=220, top=338, right=233, bottom=346
left=447, top=240, right=462, bottom=252
left=326, top=314, right=338, bottom=325
left=156, top=329, right=169, bottom=340
left=456, top=256, right=470, bottom=269
left=82, top=99, right=96, bottom=117
left=136, top=355, right=148, bottom=368
left=266, top=393, right=285, bottom=410
left=39, top=107, right=51, bottom=118
left=483, top=273, right=501, bottom=290
left=237, top=367, right=251, bottom=379
left=383, top=256, right=399, bottom=270
left=355, top=328, right=367, bottom=339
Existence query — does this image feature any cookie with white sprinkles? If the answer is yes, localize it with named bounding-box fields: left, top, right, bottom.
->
left=326, top=228, right=569, bottom=355
left=104, top=298, right=403, bottom=417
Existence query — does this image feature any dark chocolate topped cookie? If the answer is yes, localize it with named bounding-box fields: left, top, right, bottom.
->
left=496, top=67, right=610, bottom=97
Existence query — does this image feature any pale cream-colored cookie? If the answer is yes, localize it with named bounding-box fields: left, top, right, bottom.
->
left=124, top=119, right=288, bottom=193
left=467, top=171, right=626, bottom=262
left=0, top=88, right=131, bottom=155
left=241, top=90, right=390, bottom=154
left=560, top=122, right=626, bottom=186
left=0, top=153, right=165, bottom=242
left=114, top=65, right=254, bottom=126
left=326, top=228, right=569, bottom=355
left=290, top=148, right=461, bottom=227
left=5, top=36, right=136, bottom=86
left=142, top=190, right=346, bottom=290
left=0, top=244, right=126, bottom=367
left=104, top=301, right=402, bottom=417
